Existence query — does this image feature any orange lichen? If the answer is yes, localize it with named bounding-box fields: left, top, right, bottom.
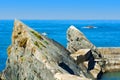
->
left=13, top=34, right=18, bottom=39
left=7, top=46, right=12, bottom=56
left=32, top=47, right=36, bottom=53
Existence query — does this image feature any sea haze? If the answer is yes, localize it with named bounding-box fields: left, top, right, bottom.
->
left=0, top=20, right=120, bottom=79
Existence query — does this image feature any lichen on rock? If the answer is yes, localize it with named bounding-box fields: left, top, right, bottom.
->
left=67, top=25, right=105, bottom=79
left=2, top=20, right=92, bottom=80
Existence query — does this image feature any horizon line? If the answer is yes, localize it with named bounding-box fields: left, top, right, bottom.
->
left=1, top=19, right=120, bottom=21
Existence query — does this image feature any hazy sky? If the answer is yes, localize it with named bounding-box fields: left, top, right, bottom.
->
left=0, top=0, right=120, bottom=20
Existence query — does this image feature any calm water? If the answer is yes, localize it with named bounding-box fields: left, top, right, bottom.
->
left=0, top=20, right=120, bottom=79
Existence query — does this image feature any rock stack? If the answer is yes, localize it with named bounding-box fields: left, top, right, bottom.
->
left=67, top=25, right=105, bottom=79
left=1, top=20, right=93, bottom=80
left=1, top=20, right=112, bottom=80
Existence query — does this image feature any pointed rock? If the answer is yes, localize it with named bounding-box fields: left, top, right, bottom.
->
left=67, top=25, right=105, bottom=79
left=67, top=25, right=102, bottom=58
left=3, top=20, right=91, bottom=80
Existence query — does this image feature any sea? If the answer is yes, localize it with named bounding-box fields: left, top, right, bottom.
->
left=0, top=20, right=120, bottom=80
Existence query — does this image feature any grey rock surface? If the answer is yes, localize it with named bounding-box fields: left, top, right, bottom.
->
left=98, top=47, right=120, bottom=72
left=2, top=20, right=91, bottom=80
left=67, top=25, right=105, bottom=79
left=67, top=25, right=101, bottom=59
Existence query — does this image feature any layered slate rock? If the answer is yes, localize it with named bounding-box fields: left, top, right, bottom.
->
left=67, top=25, right=101, bottom=58
left=98, top=47, right=120, bottom=72
left=2, top=20, right=91, bottom=80
left=67, top=25, right=105, bottom=79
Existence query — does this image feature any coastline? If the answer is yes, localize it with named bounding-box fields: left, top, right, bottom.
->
left=1, top=20, right=120, bottom=80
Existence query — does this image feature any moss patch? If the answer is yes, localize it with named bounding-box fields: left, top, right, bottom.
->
left=34, top=41, right=40, bottom=48
left=20, top=56, right=25, bottom=62
left=44, top=40, right=49, bottom=45
left=31, top=31, right=43, bottom=40
left=39, top=42, right=46, bottom=48
left=34, top=41, right=46, bottom=49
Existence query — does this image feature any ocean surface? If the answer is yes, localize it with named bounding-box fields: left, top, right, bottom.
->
left=0, top=20, right=120, bottom=79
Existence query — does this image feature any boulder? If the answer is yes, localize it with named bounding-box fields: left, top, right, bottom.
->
left=70, top=49, right=90, bottom=63
left=2, top=20, right=91, bottom=80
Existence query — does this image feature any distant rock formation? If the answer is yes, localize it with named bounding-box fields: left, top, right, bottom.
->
left=82, top=26, right=97, bottom=29
left=1, top=20, right=91, bottom=80
left=67, top=25, right=105, bottom=79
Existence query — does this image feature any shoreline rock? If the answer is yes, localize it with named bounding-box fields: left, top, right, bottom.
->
left=98, top=47, right=120, bottom=72
left=2, top=20, right=92, bottom=80
left=67, top=25, right=105, bottom=79
left=1, top=20, right=120, bottom=80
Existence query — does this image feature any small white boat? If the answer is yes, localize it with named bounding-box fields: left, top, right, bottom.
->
left=42, top=32, right=47, bottom=36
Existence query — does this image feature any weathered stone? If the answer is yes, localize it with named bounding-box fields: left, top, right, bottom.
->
left=98, top=47, right=120, bottom=72
left=67, top=25, right=101, bottom=59
left=67, top=25, right=105, bottom=79
left=70, top=49, right=101, bottom=78
left=70, top=49, right=90, bottom=63
left=98, top=47, right=120, bottom=54
left=0, top=72, right=5, bottom=80
left=71, top=49, right=90, bottom=60
left=84, top=62, right=101, bottom=78
left=54, top=73, right=91, bottom=80
left=2, top=20, right=91, bottom=80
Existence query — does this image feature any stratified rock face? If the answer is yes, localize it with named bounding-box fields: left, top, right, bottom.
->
left=67, top=25, right=105, bottom=79
left=67, top=25, right=93, bottom=53
left=2, top=20, right=90, bottom=80
left=98, top=47, right=120, bottom=72
left=67, top=25, right=101, bottom=59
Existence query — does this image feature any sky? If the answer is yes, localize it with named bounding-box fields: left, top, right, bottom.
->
left=0, top=0, right=120, bottom=20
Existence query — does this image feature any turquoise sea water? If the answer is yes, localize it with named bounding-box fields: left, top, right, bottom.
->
left=0, top=20, right=120, bottom=79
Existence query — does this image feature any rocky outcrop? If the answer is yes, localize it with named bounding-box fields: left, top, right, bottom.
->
left=98, top=47, right=120, bottom=72
left=2, top=20, right=92, bottom=80
left=3, top=20, right=120, bottom=80
left=98, top=47, right=120, bottom=54
left=67, top=25, right=102, bottom=59
left=67, top=25, right=105, bottom=79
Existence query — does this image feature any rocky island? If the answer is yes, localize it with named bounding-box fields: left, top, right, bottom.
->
left=0, top=20, right=120, bottom=80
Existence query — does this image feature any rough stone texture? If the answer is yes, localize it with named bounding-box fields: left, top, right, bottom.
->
left=67, top=25, right=105, bottom=79
left=70, top=49, right=101, bottom=78
left=98, top=47, right=120, bottom=54
left=98, top=47, right=120, bottom=72
left=2, top=20, right=92, bottom=80
left=67, top=25, right=102, bottom=59
left=70, top=49, right=90, bottom=61
left=0, top=72, right=5, bottom=80
left=54, top=73, right=91, bottom=80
